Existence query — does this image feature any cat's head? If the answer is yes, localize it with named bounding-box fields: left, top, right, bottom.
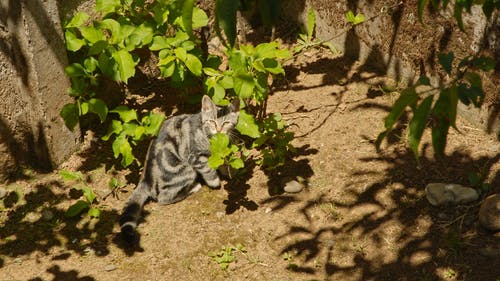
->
left=201, top=95, right=240, bottom=137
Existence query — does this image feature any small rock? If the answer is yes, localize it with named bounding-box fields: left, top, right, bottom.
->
left=84, top=247, right=95, bottom=256
left=104, top=264, right=117, bottom=272
left=478, top=194, right=500, bottom=231
left=0, top=188, right=7, bottom=199
left=264, top=207, right=272, bottom=214
left=479, top=246, right=500, bottom=257
left=425, top=183, right=478, bottom=206
left=284, top=180, right=304, bottom=193
left=41, top=209, right=54, bottom=221
left=215, top=211, right=225, bottom=219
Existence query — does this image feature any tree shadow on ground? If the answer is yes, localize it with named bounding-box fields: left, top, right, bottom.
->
left=275, top=145, right=500, bottom=280
left=0, top=179, right=120, bottom=271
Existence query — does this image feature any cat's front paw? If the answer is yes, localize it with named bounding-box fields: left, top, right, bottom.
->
left=205, top=176, right=220, bottom=189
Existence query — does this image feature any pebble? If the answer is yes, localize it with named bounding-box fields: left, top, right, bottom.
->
left=264, top=207, right=272, bottom=214
left=425, top=183, right=478, bottom=206
left=0, top=187, right=7, bottom=199
left=104, top=264, right=117, bottom=272
left=478, top=194, right=500, bottom=231
left=215, top=211, right=225, bottom=219
left=284, top=180, right=304, bottom=193
left=41, top=209, right=54, bottom=221
left=479, top=247, right=500, bottom=257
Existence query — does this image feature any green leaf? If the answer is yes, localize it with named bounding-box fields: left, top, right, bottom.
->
left=185, top=54, right=202, bottom=76
left=468, top=172, right=481, bottom=186
left=262, top=58, right=284, bottom=75
left=88, top=98, right=108, bottom=122
left=150, top=36, right=171, bottom=51
left=82, top=185, right=96, bottom=204
left=65, top=200, right=89, bottom=217
left=112, top=49, right=136, bottom=82
left=236, top=110, right=260, bottom=138
left=98, top=52, right=119, bottom=80
left=416, top=75, right=431, bottom=86
left=65, top=12, right=90, bottom=28
left=346, top=11, right=355, bottom=23
left=102, top=119, right=123, bottom=141
left=384, top=88, right=418, bottom=129
left=126, top=23, right=154, bottom=49
left=431, top=89, right=453, bottom=157
left=229, top=157, right=244, bottom=169
left=59, top=170, right=83, bottom=182
left=408, top=95, right=433, bottom=161
left=112, top=134, right=135, bottom=167
left=110, top=105, right=138, bottom=122
left=233, top=73, right=255, bottom=99
left=208, top=133, right=231, bottom=169
left=88, top=40, right=108, bottom=55
left=80, top=102, right=89, bottom=115
left=95, top=0, right=121, bottom=15
left=453, top=3, right=465, bottom=31
left=84, top=57, right=99, bottom=73
left=65, top=63, right=86, bottom=78
left=471, top=56, right=496, bottom=71
left=438, top=52, right=454, bottom=74
left=143, top=112, right=165, bottom=136
left=87, top=207, right=101, bottom=218
left=418, top=0, right=429, bottom=22
left=100, top=19, right=122, bottom=44
left=80, top=26, right=106, bottom=44
left=307, top=8, right=316, bottom=39
left=192, top=7, right=209, bottom=28
left=215, top=0, right=238, bottom=47
left=182, top=0, right=195, bottom=36
left=65, top=30, right=85, bottom=52
left=60, top=103, right=79, bottom=131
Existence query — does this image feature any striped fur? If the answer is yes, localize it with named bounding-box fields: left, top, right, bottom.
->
left=119, top=96, right=239, bottom=242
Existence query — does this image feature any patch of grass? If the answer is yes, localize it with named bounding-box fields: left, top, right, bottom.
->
left=319, top=202, right=343, bottom=221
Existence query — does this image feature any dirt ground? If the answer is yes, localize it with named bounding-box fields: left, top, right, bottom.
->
left=1, top=49, right=499, bottom=281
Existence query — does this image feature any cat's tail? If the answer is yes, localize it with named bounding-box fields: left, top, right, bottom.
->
left=119, top=182, right=150, bottom=243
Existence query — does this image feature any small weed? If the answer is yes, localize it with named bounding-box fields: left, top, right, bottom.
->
left=209, top=244, right=246, bottom=270
left=59, top=170, right=101, bottom=219
left=282, top=252, right=298, bottom=270
left=351, top=237, right=368, bottom=257
left=444, top=268, right=457, bottom=279
left=319, top=202, right=343, bottom=221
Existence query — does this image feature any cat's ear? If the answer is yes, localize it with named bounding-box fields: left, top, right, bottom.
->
left=201, top=95, right=217, bottom=121
left=229, top=98, right=240, bottom=113
left=201, top=95, right=217, bottom=114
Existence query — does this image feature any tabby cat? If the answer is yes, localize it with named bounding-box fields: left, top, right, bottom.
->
left=119, top=95, right=240, bottom=242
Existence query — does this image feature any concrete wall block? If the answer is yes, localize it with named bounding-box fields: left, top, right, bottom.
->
left=0, top=0, right=80, bottom=179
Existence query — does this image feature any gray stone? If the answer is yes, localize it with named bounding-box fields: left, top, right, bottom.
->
left=41, top=209, right=54, bottom=221
left=478, top=194, right=500, bottom=231
left=479, top=246, right=500, bottom=257
left=0, top=187, right=7, bottom=199
left=284, top=180, right=304, bottom=193
left=104, top=264, right=117, bottom=272
left=425, top=183, right=479, bottom=206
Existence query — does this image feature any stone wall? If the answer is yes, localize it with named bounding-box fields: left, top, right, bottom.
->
left=282, top=0, right=499, bottom=137
left=0, top=0, right=80, bottom=180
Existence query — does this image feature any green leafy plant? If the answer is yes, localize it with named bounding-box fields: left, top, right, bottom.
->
left=282, top=252, right=298, bottom=270
left=59, top=170, right=101, bottom=219
left=208, top=244, right=246, bottom=270
left=345, top=10, right=365, bottom=26
left=61, top=0, right=207, bottom=167
left=62, top=0, right=297, bottom=173
left=376, top=52, right=495, bottom=162
left=294, top=8, right=337, bottom=54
